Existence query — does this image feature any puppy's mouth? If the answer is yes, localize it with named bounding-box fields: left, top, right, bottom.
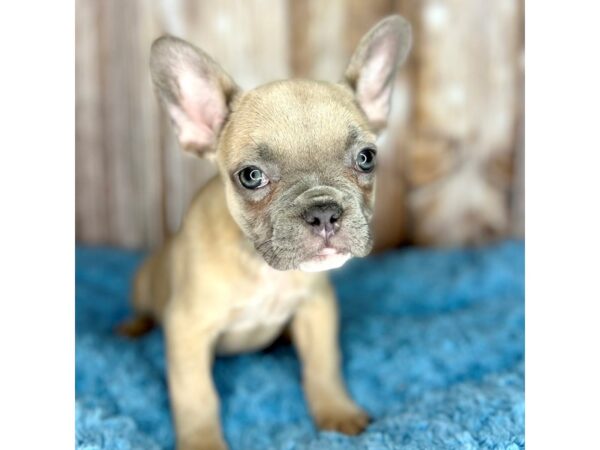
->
left=298, top=246, right=351, bottom=273
left=254, top=205, right=373, bottom=272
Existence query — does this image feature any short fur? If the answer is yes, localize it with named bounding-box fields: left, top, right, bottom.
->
left=123, top=15, right=411, bottom=450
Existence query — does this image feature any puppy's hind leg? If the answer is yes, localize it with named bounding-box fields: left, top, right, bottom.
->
left=116, top=314, right=156, bottom=338
left=116, top=250, right=164, bottom=338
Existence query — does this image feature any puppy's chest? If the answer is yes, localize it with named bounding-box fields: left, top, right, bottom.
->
left=216, top=269, right=309, bottom=355
left=226, top=269, right=308, bottom=331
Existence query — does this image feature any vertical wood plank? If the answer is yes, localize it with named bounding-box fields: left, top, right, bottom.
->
left=289, top=0, right=347, bottom=80
left=76, top=0, right=109, bottom=244
left=97, top=0, right=140, bottom=247
left=133, top=0, right=166, bottom=246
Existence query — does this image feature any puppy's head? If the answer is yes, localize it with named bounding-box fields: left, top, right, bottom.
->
left=150, top=16, right=411, bottom=271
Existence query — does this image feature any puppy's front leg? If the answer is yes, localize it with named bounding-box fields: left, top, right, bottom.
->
left=291, top=277, right=370, bottom=435
left=165, top=304, right=227, bottom=450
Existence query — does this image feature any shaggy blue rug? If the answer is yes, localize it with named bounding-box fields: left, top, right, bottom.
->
left=75, top=240, right=524, bottom=450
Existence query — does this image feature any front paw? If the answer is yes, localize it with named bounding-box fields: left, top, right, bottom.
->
left=314, top=404, right=371, bottom=436
left=177, top=434, right=228, bottom=450
left=178, top=442, right=227, bottom=450
left=178, top=446, right=226, bottom=450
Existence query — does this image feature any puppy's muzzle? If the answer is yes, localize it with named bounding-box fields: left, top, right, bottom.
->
left=302, top=202, right=343, bottom=239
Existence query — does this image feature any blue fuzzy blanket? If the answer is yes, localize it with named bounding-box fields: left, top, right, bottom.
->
left=76, top=241, right=524, bottom=450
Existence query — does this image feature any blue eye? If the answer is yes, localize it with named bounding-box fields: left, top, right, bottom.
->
left=356, top=148, right=376, bottom=173
left=238, top=166, right=269, bottom=189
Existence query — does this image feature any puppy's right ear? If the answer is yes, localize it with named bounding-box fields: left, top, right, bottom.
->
left=150, top=36, right=238, bottom=157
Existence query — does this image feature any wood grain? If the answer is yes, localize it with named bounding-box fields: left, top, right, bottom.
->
left=75, top=0, right=525, bottom=248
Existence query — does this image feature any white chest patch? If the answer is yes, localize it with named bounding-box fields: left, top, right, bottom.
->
left=216, top=267, right=309, bottom=354
left=226, top=268, right=307, bottom=332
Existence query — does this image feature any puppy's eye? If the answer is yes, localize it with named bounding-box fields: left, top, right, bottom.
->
left=238, top=166, right=269, bottom=189
left=356, top=148, right=376, bottom=173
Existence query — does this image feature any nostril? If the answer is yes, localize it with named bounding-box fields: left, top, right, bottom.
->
left=303, top=203, right=343, bottom=231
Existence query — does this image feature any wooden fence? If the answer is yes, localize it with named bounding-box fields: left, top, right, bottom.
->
left=76, top=0, right=524, bottom=249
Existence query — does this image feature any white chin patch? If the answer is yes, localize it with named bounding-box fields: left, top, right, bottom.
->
left=299, top=252, right=352, bottom=273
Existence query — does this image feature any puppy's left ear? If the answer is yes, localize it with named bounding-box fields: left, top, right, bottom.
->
left=344, top=15, right=412, bottom=131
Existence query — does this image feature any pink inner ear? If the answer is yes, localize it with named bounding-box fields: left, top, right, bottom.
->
left=356, top=35, right=399, bottom=127
left=172, top=69, right=227, bottom=153
left=168, top=105, right=213, bottom=152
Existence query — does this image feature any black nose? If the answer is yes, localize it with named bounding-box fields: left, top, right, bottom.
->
left=302, top=203, right=343, bottom=237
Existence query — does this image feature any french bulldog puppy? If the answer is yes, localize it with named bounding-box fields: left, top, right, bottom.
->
left=122, top=15, right=411, bottom=450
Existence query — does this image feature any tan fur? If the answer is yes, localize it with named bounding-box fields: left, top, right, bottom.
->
left=124, top=15, right=411, bottom=450
left=132, top=176, right=369, bottom=450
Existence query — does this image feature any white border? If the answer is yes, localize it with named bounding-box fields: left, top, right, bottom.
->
left=527, top=1, right=600, bottom=449
left=0, top=1, right=74, bottom=448
left=2, top=1, right=600, bottom=449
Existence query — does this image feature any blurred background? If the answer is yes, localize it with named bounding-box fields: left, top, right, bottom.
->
left=76, top=0, right=524, bottom=251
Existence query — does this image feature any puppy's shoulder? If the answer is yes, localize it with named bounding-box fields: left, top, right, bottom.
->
left=178, top=175, right=244, bottom=256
